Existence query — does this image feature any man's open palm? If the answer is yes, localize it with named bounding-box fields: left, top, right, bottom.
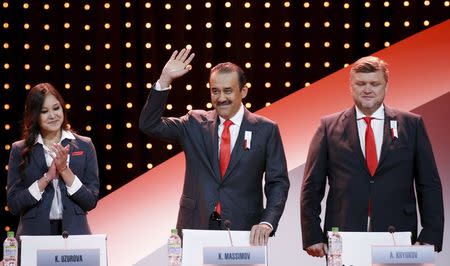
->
left=159, top=48, right=195, bottom=87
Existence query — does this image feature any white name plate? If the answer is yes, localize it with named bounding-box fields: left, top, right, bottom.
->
left=37, top=248, right=100, bottom=266
left=203, top=246, right=266, bottom=265
left=372, top=245, right=435, bottom=266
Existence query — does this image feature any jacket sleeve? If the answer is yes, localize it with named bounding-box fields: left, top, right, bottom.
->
left=300, top=118, right=328, bottom=249
left=139, top=87, right=188, bottom=142
left=69, top=138, right=100, bottom=212
left=261, top=123, right=290, bottom=234
left=414, top=117, right=444, bottom=252
left=6, top=143, right=40, bottom=216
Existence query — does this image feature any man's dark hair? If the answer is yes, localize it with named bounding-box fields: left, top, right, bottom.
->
left=210, top=62, right=247, bottom=90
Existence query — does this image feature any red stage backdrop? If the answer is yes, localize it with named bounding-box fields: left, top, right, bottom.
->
left=88, top=20, right=450, bottom=266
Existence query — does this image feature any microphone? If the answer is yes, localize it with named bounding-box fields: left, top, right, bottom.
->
left=224, top=220, right=234, bottom=247
left=388, top=226, right=396, bottom=246
left=62, top=231, right=70, bottom=249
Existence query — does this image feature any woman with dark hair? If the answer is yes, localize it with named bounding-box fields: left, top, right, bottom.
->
left=6, top=83, right=99, bottom=237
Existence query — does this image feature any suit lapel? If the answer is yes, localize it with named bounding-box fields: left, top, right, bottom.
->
left=62, top=137, right=76, bottom=164
left=377, top=105, right=396, bottom=169
left=343, top=107, right=370, bottom=175
left=203, top=112, right=221, bottom=180
left=62, top=137, right=75, bottom=149
left=31, top=144, right=48, bottom=173
left=222, top=109, right=256, bottom=180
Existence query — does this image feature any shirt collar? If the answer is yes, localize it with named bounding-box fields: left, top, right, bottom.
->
left=219, top=104, right=244, bottom=126
left=35, top=130, right=76, bottom=145
left=355, top=104, right=385, bottom=120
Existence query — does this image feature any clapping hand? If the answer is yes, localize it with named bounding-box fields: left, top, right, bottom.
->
left=50, top=143, right=70, bottom=174
left=47, top=161, right=58, bottom=180
left=38, top=153, right=59, bottom=191
left=159, top=48, right=195, bottom=88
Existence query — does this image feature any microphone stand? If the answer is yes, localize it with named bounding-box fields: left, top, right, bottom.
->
left=388, top=226, right=396, bottom=246
left=224, top=220, right=234, bottom=247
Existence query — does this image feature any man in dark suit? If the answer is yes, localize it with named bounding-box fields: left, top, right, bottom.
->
left=300, top=56, right=444, bottom=257
left=139, top=48, right=290, bottom=245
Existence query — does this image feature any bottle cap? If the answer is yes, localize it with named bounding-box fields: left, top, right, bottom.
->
left=331, top=227, right=339, bottom=232
left=7, top=231, right=15, bottom=238
left=171, top=228, right=178, bottom=235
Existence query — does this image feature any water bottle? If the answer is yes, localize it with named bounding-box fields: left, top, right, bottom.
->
left=3, top=231, right=18, bottom=266
left=168, top=228, right=182, bottom=266
left=327, top=227, right=342, bottom=266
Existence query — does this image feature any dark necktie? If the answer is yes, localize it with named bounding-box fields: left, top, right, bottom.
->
left=216, top=119, right=233, bottom=214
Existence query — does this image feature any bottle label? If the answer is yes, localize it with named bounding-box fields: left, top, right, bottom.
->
left=4, top=246, right=18, bottom=256
left=168, top=245, right=182, bottom=255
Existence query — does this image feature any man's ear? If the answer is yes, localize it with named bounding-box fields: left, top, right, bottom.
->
left=241, top=85, right=248, bottom=99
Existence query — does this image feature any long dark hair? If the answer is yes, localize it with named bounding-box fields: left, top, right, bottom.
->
left=20, top=83, right=70, bottom=170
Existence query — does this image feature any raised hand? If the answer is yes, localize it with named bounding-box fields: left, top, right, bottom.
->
left=159, top=48, right=195, bottom=88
